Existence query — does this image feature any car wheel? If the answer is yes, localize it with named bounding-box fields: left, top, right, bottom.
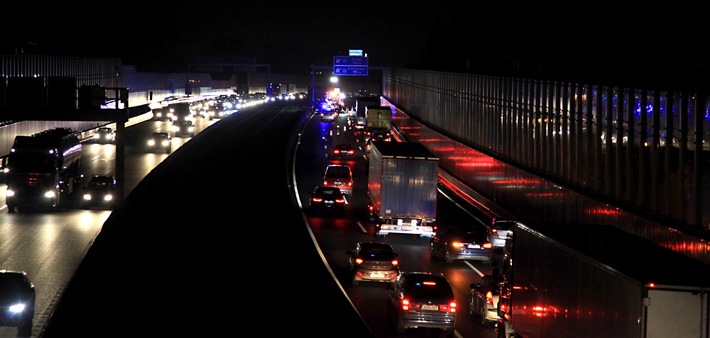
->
left=442, top=328, right=455, bottom=338
left=481, top=304, right=488, bottom=325
left=444, top=251, right=453, bottom=263
left=7, top=204, right=15, bottom=213
left=17, top=320, right=32, bottom=337
left=395, top=318, right=405, bottom=333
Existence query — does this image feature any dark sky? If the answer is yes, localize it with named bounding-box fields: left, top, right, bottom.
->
left=3, top=3, right=709, bottom=91
left=3, top=1, right=448, bottom=74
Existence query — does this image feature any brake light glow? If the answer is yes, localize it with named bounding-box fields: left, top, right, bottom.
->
left=486, top=291, right=494, bottom=306
left=401, top=299, right=411, bottom=311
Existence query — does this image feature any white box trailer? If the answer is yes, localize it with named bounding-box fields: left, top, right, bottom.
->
left=497, top=224, right=710, bottom=338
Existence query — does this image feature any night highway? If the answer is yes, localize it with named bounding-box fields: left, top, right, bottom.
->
left=0, top=98, right=505, bottom=338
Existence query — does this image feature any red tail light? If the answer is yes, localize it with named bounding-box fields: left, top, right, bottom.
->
left=486, top=291, right=494, bottom=306
left=312, top=197, right=323, bottom=203
left=483, top=242, right=493, bottom=249
left=355, top=257, right=364, bottom=265
left=335, top=196, right=346, bottom=204
left=391, top=259, right=399, bottom=266
left=490, top=228, right=499, bottom=236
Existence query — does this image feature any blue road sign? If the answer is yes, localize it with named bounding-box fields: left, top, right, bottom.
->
left=333, top=65, right=368, bottom=76
left=333, top=56, right=368, bottom=66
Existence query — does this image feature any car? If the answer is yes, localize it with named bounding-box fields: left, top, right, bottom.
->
left=354, top=117, right=366, bottom=130
left=346, top=242, right=400, bottom=286
left=367, top=129, right=392, bottom=142
left=487, top=218, right=518, bottom=248
left=308, top=186, right=347, bottom=215
left=322, top=164, right=353, bottom=195
left=93, top=127, right=115, bottom=144
left=320, top=111, right=337, bottom=122
left=430, top=226, right=492, bottom=264
left=469, top=273, right=503, bottom=326
left=172, top=119, right=195, bottom=137
left=81, top=174, right=118, bottom=209
left=151, top=107, right=170, bottom=121
left=386, top=271, right=456, bottom=337
left=332, top=143, right=355, bottom=158
left=0, top=270, right=35, bottom=337
left=146, top=132, right=172, bottom=153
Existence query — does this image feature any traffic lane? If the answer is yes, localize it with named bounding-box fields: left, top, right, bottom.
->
left=0, top=119, right=160, bottom=338
left=42, top=103, right=374, bottom=337
left=298, top=111, right=498, bottom=338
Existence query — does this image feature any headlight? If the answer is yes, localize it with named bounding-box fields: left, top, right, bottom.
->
left=9, top=303, right=26, bottom=314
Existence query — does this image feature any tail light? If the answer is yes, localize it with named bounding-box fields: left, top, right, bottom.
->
left=490, top=228, right=499, bottom=236
left=486, top=291, right=494, bottom=306
left=391, top=259, right=399, bottom=267
left=483, top=242, right=493, bottom=249
left=401, top=299, right=411, bottom=311
left=335, top=196, right=346, bottom=204
left=312, top=197, right=323, bottom=203
left=451, top=241, right=465, bottom=249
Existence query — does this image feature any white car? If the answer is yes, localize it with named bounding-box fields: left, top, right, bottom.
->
left=487, top=218, right=519, bottom=247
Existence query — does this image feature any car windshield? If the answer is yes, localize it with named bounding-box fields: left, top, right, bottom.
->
left=0, top=274, right=26, bottom=293
left=402, top=276, right=453, bottom=301
left=493, top=221, right=516, bottom=230
left=89, top=177, right=113, bottom=187
left=319, top=188, right=340, bottom=196
left=327, top=167, right=350, bottom=178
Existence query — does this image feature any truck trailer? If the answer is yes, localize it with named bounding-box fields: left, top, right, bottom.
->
left=5, top=128, right=83, bottom=213
left=497, top=223, right=710, bottom=338
left=368, top=141, right=439, bottom=238
left=364, top=105, right=393, bottom=132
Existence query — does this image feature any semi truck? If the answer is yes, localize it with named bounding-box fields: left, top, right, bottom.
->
left=496, top=223, right=710, bottom=338
left=4, top=128, right=83, bottom=213
left=367, top=141, right=439, bottom=238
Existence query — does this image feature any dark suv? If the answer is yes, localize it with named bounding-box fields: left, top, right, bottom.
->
left=322, top=164, right=353, bottom=195
left=386, top=272, right=457, bottom=337
left=430, top=226, right=492, bottom=264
